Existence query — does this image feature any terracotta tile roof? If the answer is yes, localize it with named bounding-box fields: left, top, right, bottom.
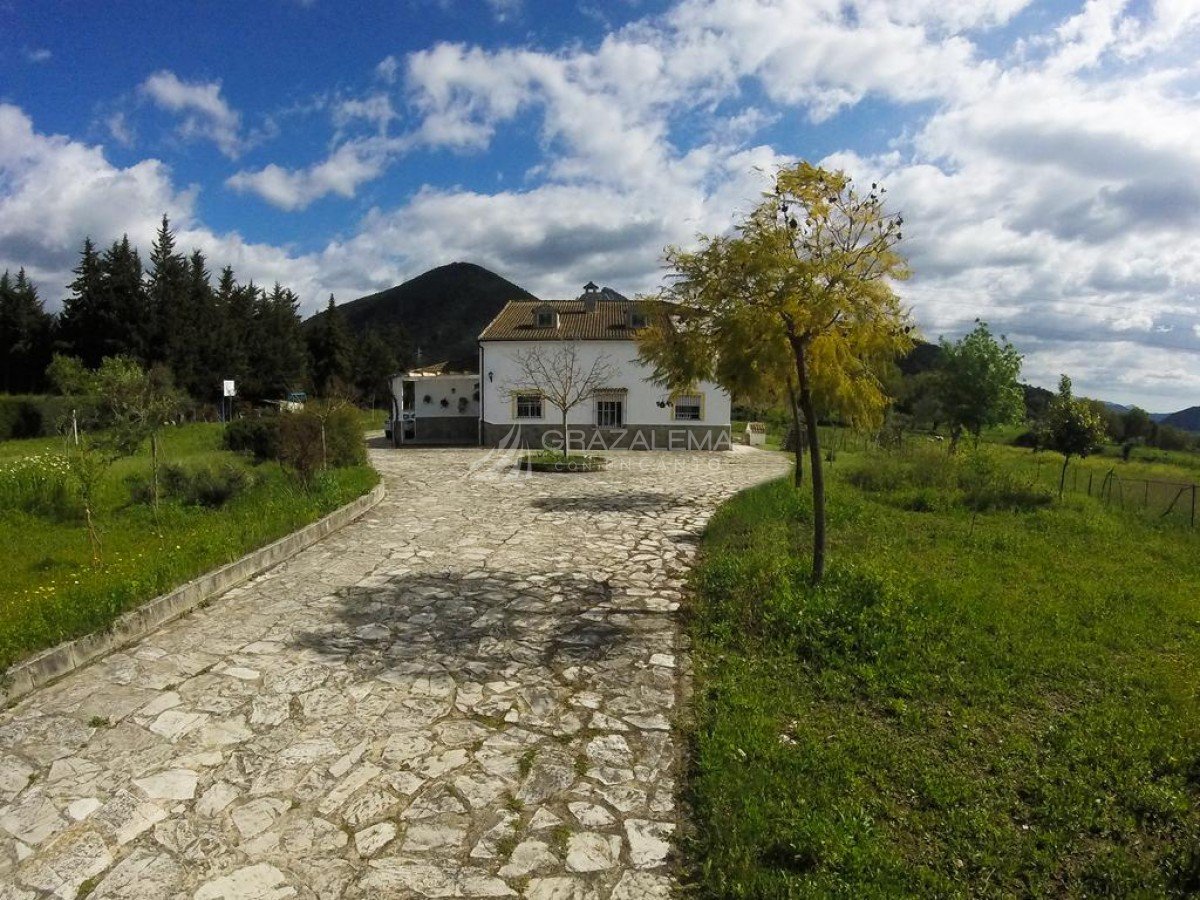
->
left=478, top=299, right=657, bottom=341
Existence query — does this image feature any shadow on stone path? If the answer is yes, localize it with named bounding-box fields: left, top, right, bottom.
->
left=0, top=447, right=788, bottom=899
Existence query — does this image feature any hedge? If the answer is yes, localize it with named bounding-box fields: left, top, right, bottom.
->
left=0, top=395, right=101, bottom=441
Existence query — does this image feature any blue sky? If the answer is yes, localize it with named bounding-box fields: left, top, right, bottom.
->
left=1, top=0, right=1199, bottom=409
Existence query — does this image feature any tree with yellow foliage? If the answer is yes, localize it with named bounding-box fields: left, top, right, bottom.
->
left=639, top=162, right=914, bottom=582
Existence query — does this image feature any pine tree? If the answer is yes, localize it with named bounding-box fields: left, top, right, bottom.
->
left=223, top=271, right=256, bottom=394
left=58, top=237, right=149, bottom=366
left=212, top=266, right=244, bottom=391
left=58, top=238, right=107, bottom=366
left=101, top=236, right=149, bottom=363
left=0, top=271, right=47, bottom=393
left=7, top=270, right=52, bottom=393
left=174, top=249, right=219, bottom=397
left=250, top=283, right=307, bottom=400
left=145, top=215, right=188, bottom=368
left=354, top=331, right=398, bottom=408
left=307, top=295, right=354, bottom=396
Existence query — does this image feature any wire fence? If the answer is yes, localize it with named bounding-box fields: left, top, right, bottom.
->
left=1027, top=457, right=1197, bottom=527
left=795, top=426, right=1199, bottom=529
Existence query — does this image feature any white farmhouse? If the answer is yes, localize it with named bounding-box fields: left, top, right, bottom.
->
left=389, top=359, right=480, bottom=445
left=477, top=284, right=731, bottom=450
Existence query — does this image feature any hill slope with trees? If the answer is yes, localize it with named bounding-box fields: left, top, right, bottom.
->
left=1159, top=405, right=1200, bottom=433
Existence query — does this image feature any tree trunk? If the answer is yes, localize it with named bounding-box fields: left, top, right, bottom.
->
left=561, top=408, right=569, bottom=459
left=321, top=422, right=328, bottom=472
left=786, top=378, right=804, bottom=487
left=792, top=340, right=826, bottom=585
left=150, top=432, right=160, bottom=512
left=1059, top=455, right=1069, bottom=499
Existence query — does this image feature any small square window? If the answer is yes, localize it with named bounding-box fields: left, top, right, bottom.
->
left=515, top=394, right=543, bottom=419
left=629, top=312, right=647, bottom=328
left=672, top=394, right=702, bottom=421
left=536, top=311, right=555, bottom=328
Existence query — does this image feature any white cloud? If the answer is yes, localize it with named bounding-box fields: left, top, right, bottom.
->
left=139, top=70, right=245, bottom=158
left=24, top=48, right=52, bottom=63
left=375, top=55, right=400, bottom=84
left=485, top=0, right=522, bottom=23
left=7, top=0, right=1200, bottom=408
left=227, top=136, right=404, bottom=211
left=0, top=104, right=194, bottom=291
left=0, top=105, right=323, bottom=306
left=333, top=93, right=399, bottom=134
left=105, top=111, right=135, bottom=147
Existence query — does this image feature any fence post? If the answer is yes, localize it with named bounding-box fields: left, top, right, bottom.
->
left=1192, top=485, right=1196, bottom=529
left=1087, top=473, right=1093, bottom=497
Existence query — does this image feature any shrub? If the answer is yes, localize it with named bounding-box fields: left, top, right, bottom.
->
left=321, top=405, right=368, bottom=468
left=846, top=445, right=954, bottom=493
left=159, top=462, right=252, bottom=508
left=846, top=446, right=1051, bottom=513
left=0, top=395, right=102, bottom=440
left=278, top=411, right=324, bottom=484
left=223, top=416, right=281, bottom=461
left=1013, top=429, right=1042, bottom=449
left=276, top=404, right=366, bottom=484
left=958, top=446, right=1052, bottom=512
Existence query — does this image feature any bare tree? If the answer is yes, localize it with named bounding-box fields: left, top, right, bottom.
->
left=508, top=342, right=616, bottom=458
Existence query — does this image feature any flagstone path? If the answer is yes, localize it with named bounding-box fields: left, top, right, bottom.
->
left=0, top=445, right=786, bottom=899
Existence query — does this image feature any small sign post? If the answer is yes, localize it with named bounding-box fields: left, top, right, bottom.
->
left=221, top=380, right=236, bottom=423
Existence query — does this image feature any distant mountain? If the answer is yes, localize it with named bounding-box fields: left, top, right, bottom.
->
left=1160, top=406, right=1200, bottom=432
left=599, top=286, right=630, bottom=302
left=316, top=262, right=538, bottom=367
left=1101, top=401, right=1173, bottom=423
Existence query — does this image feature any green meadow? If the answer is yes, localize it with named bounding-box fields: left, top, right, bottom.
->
left=0, top=422, right=377, bottom=670
left=686, top=442, right=1200, bottom=897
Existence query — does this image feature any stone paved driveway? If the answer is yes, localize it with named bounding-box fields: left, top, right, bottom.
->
left=0, top=446, right=786, bottom=899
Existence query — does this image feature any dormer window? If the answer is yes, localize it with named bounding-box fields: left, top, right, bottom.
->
left=534, top=306, right=556, bottom=328
left=628, top=309, right=648, bottom=329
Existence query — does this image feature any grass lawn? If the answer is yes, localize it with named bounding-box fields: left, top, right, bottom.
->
left=0, top=422, right=378, bottom=670
left=686, top=444, right=1200, bottom=897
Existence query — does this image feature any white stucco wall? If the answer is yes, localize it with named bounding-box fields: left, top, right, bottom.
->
left=479, top=340, right=731, bottom=427
left=391, top=374, right=480, bottom=419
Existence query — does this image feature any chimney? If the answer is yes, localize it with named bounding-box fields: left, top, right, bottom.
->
left=581, top=280, right=600, bottom=313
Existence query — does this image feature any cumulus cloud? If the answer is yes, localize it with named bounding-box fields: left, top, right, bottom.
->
left=0, top=105, right=321, bottom=305
left=139, top=70, right=245, bottom=157
left=227, top=136, right=404, bottom=210
left=6, top=0, right=1200, bottom=408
